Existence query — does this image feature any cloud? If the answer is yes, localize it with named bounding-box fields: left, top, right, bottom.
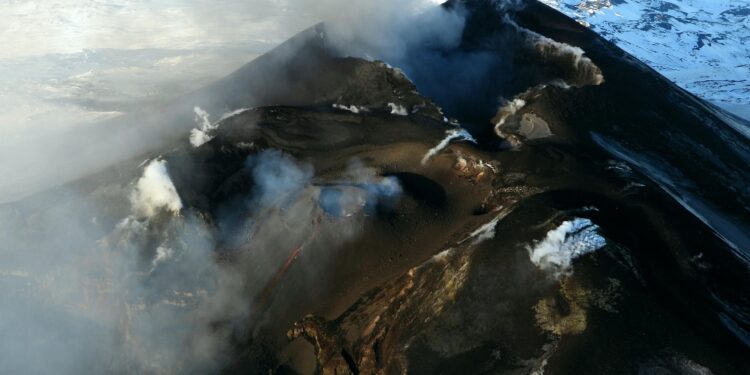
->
left=0, top=0, right=295, bottom=59
left=0, top=0, right=464, bottom=60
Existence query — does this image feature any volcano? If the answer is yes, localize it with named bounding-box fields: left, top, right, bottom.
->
left=1, top=1, right=749, bottom=374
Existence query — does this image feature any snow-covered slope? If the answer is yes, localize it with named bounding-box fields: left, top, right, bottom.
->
left=539, top=0, right=749, bottom=111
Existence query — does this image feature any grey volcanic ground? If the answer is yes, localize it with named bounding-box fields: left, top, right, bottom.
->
left=1, top=1, right=749, bottom=374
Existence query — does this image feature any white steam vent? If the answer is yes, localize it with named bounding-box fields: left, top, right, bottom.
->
left=527, top=218, right=606, bottom=278
left=130, top=159, right=183, bottom=219
left=422, top=128, right=477, bottom=165
left=189, top=106, right=218, bottom=147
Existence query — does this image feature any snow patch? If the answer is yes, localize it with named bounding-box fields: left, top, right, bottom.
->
left=542, top=0, right=750, bottom=105
left=333, top=103, right=366, bottom=114
left=388, top=102, right=409, bottom=116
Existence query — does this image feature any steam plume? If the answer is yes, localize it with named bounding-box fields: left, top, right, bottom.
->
left=130, top=159, right=183, bottom=218
left=422, top=128, right=477, bottom=165
left=527, top=218, right=607, bottom=278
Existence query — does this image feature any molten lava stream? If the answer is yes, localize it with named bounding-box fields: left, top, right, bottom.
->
left=254, top=215, right=323, bottom=310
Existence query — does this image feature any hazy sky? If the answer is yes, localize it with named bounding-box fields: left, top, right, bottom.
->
left=0, top=0, right=295, bottom=59
left=0, top=0, right=446, bottom=59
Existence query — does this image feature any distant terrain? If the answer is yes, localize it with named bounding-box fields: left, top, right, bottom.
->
left=541, top=0, right=750, bottom=118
